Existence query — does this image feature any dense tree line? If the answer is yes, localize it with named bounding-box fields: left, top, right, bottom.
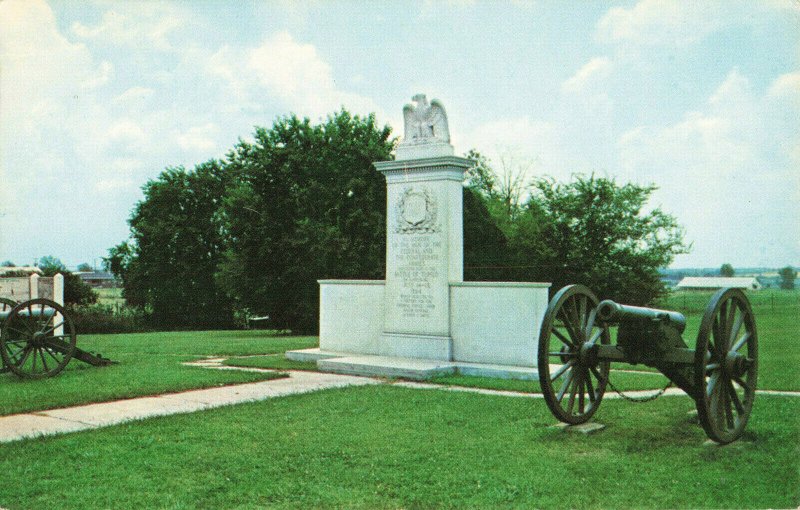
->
left=108, top=109, right=689, bottom=331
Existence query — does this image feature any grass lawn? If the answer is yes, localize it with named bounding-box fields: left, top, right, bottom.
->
left=0, top=330, right=316, bottom=416
left=0, top=385, right=796, bottom=509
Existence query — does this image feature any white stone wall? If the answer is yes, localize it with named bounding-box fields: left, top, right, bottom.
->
left=0, top=275, right=61, bottom=303
left=318, top=279, right=550, bottom=367
left=450, top=282, right=550, bottom=366
left=318, top=280, right=385, bottom=355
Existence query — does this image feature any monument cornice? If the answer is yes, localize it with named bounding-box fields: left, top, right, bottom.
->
left=374, top=156, right=472, bottom=184
left=374, top=155, right=472, bottom=172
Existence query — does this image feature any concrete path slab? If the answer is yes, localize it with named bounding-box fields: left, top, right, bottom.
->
left=0, top=413, right=96, bottom=443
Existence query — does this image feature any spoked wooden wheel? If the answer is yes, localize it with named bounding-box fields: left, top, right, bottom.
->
left=0, top=298, right=17, bottom=374
left=0, top=299, right=77, bottom=379
left=538, top=285, right=610, bottom=424
left=695, top=288, right=758, bottom=444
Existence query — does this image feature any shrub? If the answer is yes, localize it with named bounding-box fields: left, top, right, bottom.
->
left=67, top=304, right=152, bottom=334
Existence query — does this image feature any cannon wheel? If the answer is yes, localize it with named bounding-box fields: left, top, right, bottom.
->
left=695, top=288, right=758, bottom=444
left=0, top=298, right=17, bottom=374
left=538, top=285, right=610, bottom=424
left=0, top=298, right=77, bottom=379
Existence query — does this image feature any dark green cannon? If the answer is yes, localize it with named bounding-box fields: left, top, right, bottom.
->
left=537, top=285, right=758, bottom=444
left=0, top=298, right=115, bottom=379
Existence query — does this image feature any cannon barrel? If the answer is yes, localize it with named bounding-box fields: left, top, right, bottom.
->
left=596, top=300, right=686, bottom=333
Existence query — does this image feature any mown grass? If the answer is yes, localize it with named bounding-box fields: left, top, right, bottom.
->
left=0, top=331, right=316, bottom=416
left=429, top=370, right=672, bottom=393
left=0, top=385, right=796, bottom=509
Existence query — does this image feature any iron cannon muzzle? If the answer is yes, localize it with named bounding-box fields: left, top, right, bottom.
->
left=596, top=300, right=687, bottom=334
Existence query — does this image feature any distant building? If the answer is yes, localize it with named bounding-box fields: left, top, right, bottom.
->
left=676, top=277, right=762, bottom=291
left=76, top=271, right=117, bottom=288
left=0, top=266, right=43, bottom=276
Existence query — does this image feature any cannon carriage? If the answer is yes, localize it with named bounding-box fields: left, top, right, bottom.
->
left=538, top=285, right=758, bottom=444
left=0, top=298, right=114, bottom=379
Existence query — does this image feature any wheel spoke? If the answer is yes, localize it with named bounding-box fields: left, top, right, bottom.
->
left=585, top=368, right=596, bottom=403
left=558, top=309, right=580, bottom=344
left=722, top=382, right=735, bottom=429
left=733, top=376, right=753, bottom=393
left=578, top=296, right=587, bottom=334
left=550, top=361, right=573, bottom=381
left=43, top=345, right=62, bottom=364
left=590, top=365, right=607, bottom=385
left=556, top=369, right=574, bottom=402
left=707, top=371, right=720, bottom=397
left=586, top=327, right=602, bottom=346
left=551, top=328, right=575, bottom=348
left=39, top=320, right=66, bottom=337
left=578, top=375, right=585, bottom=414
left=566, top=370, right=582, bottom=414
left=724, top=302, right=737, bottom=352
left=731, top=332, right=750, bottom=353
left=39, top=348, right=50, bottom=372
left=727, top=379, right=745, bottom=415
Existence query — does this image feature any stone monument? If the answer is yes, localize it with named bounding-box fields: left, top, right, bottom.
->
left=287, top=94, right=550, bottom=380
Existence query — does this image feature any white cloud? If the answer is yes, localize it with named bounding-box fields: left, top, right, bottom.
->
left=113, top=86, right=155, bottom=105
left=207, top=32, right=382, bottom=120
left=462, top=117, right=567, bottom=180
left=106, top=119, right=149, bottom=151
left=70, top=5, right=187, bottom=51
left=596, top=0, right=726, bottom=46
left=246, top=31, right=380, bottom=119
left=767, top=71, right=800, bottom=104
left=562, top=57, right=612, bottom=94
left=617, top=69, right=800, bottom=266
left=175, top=123, right=220, bottom=153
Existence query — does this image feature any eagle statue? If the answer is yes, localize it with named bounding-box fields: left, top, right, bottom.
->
left=402, top=94, right=450, bottom=144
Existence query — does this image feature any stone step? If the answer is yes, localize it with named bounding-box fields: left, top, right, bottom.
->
left=318, top=356, right=457, bottom=380
left=311, top=352, right=540, bottom=381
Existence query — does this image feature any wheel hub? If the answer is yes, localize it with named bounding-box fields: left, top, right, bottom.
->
left=724, top=351, right=752, bottom=378
left=579, top=341, right=598, bottom=366
left=31, top=331, right=46, bottom=347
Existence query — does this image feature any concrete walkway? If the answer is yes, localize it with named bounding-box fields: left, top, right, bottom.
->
left=1, top=357, right=798, bottom=444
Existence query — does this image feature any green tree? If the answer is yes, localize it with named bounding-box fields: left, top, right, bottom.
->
left=217, top=111, right=395, bottom=332
left=778, top=266, right=796, bottom=290
left=1, top=260, right=15, bottom=267
left=77, top=263, right=93, bottom=272
left=514, top=175, right=689, bottom=304
left=109, top=161, right=235, bottom=329
left=720, top=263, right=735, bottom=277
left=36, top=256, right=97, bottom=305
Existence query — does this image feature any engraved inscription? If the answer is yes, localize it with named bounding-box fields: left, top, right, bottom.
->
left=391, top=234, right=443, bottom=319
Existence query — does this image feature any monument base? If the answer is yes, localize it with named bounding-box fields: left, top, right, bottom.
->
left=285, top=348, right=540, bottom=381
left=379, top=332, right=452, bottom=361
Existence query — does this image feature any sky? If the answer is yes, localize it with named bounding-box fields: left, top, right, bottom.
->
left=0, top=0, right=798, bottom=270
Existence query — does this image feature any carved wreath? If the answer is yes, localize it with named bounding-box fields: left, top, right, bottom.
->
left=396, top=187, right=438, bottom=234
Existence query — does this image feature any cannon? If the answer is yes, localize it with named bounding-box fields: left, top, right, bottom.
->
left=537, top=285, right=757, bottom=444
left=0, top=298, right=115, bottom=379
